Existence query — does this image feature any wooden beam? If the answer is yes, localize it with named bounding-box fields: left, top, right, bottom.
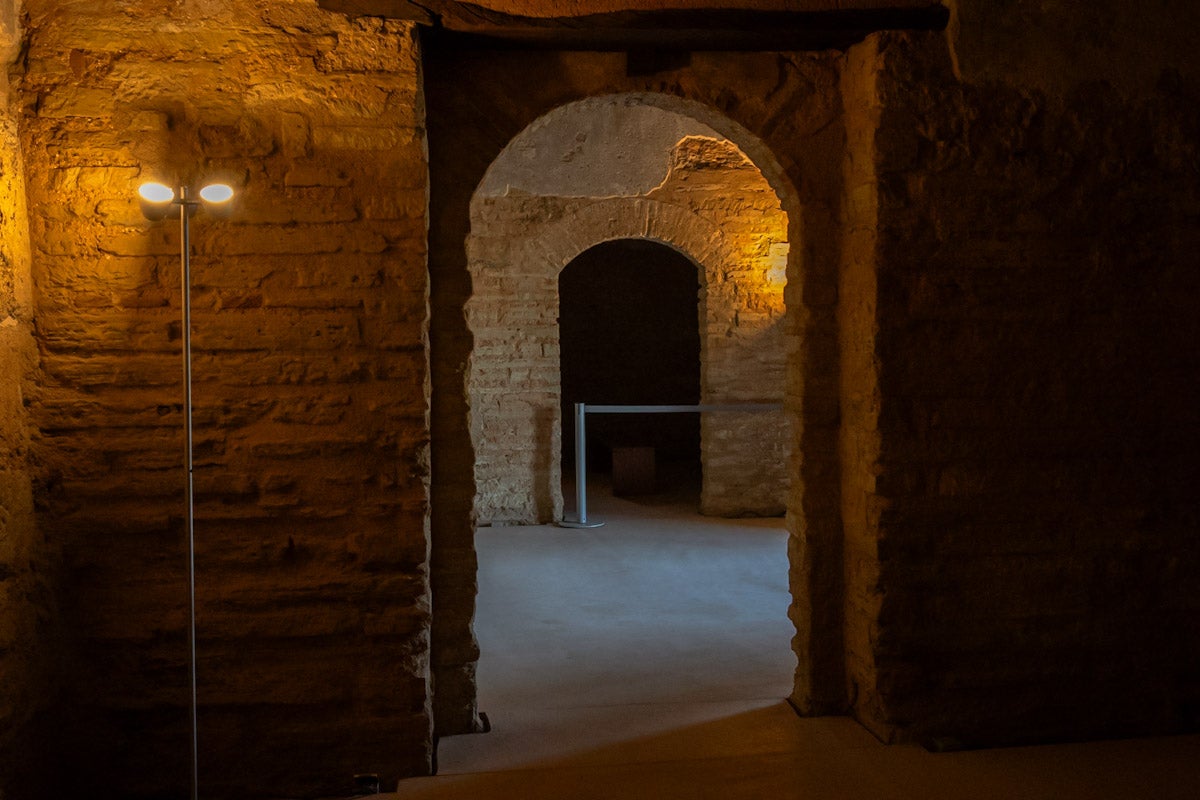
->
left=318, top=1, right=950, bottom=51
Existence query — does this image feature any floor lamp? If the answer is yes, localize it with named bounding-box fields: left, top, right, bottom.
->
left=138, top=180, right=234, bottom=800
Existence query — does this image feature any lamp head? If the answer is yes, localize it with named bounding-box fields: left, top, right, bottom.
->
left=198, top=183, right=235, bottom=217
left=138, top=181, right=236, bottom=220
left=138, top=182, right=176, bottom=220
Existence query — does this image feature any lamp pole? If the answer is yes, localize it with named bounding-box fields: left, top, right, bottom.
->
left=138, top=180, right=233, bottom=800
left=179, top=185, right=199, bottom=800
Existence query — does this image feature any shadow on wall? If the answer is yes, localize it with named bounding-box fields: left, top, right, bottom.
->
left=533, top=404, right=557, bottom=520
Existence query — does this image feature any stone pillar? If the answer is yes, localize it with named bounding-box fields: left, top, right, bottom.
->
left=0, top=3, right=55, bottom=794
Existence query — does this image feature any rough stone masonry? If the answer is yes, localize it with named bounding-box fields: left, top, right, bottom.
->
left=0, top=1, right=1198, bottom=798
left=10, top=1, right=433, bottom=796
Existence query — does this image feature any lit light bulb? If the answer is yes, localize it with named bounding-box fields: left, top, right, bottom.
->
left=199, top=183, right=234, bottom=204
left=138, top=182, right=176, bottom=220
left=139, top=182, right=174, bottom=203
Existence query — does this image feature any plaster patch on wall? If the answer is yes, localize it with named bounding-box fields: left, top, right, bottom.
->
left=0, top=0, right=18, bottom=65
left=476, top=97, right=723, bottom=198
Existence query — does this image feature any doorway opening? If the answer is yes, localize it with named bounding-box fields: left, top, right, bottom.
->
left=559, top=239, right=702, bottom=504
left=445, top=93, right=799, bottom=760
left=426, top=45, right=852, bottom=741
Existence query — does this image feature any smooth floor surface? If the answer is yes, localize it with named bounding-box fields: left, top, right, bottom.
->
left=388, top=479, right=1200, bottom=799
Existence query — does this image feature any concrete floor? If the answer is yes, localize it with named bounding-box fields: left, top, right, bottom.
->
left=388, top=478, right=1200, bottom=799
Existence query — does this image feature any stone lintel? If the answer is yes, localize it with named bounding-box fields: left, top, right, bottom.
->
left=319, top=1, right=950, bottom=51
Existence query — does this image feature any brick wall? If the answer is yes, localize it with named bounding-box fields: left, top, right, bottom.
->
left=848, top=9, right=1200, bottom=744
left=468, top=117, right=789, bottom=524
left=0, top=4, right=56, bottom=793
left=17, top=2, right=432, bottom=796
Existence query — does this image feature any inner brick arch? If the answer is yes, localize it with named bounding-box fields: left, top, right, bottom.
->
left=466, top=190, right=790, bottom=525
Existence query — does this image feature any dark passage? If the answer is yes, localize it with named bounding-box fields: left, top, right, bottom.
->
left=559, top=239, right=701, bottom=494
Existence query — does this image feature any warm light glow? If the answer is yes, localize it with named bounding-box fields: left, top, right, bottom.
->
left=138, top=182, right=176, bottom=220
left=765, top=240, right=789, bottom=291
left=138, top=182, right=175, bottom=204
left=199, top=183, right=234, bottom=204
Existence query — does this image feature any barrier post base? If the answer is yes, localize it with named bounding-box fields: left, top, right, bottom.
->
left=557, top=518, right=605, bottom=529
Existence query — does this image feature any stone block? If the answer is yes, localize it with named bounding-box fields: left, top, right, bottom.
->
left=37, top=85, right=113, bottom=118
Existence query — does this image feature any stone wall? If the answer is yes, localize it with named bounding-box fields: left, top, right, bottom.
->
left=468, top=110, right=789, bottom=524
left=0, top=3, right=56, bottom=794
left=845, top=2, right=1200, bottom=745
left=9, top=3, right=1192, bottom=792
left=837, top=33, right=884, bottom=736
left=16, top=2, right=431, bottom=796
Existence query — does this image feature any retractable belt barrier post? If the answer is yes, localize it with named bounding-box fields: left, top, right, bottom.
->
left=559, top=402, right=602, bottom=528
left=557, top=402, right=783, bottom=529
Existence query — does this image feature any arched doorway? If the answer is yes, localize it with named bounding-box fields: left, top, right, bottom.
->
left=466, top=95, right=790, bottom=527
left=559, top=239, right=702, bottom=500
